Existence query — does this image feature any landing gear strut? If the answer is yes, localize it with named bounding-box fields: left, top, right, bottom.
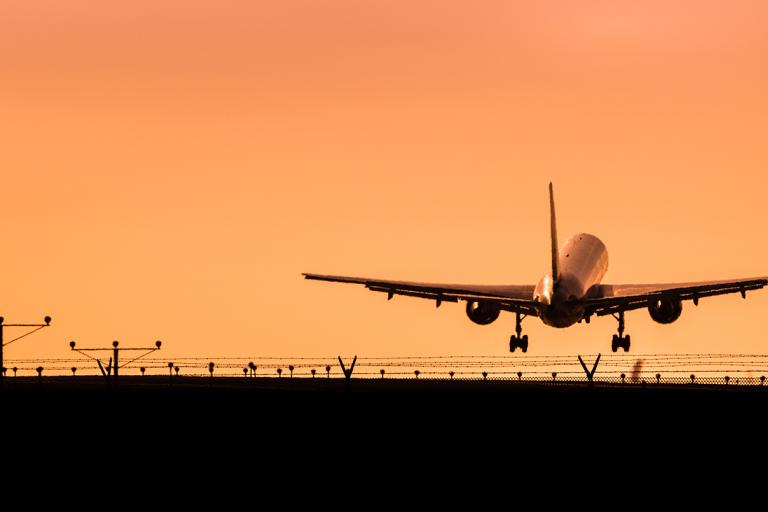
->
left=509, top=312, right=529, bottom=353
left=611, top=311, right=631, bottom=352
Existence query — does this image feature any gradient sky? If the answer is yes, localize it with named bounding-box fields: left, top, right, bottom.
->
left=2, top=1, right=768, bottom=365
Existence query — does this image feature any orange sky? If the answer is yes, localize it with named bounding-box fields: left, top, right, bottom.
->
left=2, top=1, right=768, bottom=367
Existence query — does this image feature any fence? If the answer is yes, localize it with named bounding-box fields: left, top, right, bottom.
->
left=4, top=354, right=768, bottom=386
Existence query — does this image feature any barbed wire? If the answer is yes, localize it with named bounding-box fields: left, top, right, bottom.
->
left=5, top=353, right=768, bottom=384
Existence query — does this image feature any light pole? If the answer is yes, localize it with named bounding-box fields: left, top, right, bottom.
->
left=0, top=316, right=51, bottom=391
left=70, top=339, right=161, bottom=385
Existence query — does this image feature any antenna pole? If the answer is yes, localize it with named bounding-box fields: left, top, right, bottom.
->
left=113, top=342, right=119, bottom=379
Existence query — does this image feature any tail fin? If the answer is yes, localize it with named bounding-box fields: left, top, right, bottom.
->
left=549, top=182, right=559, bottom=281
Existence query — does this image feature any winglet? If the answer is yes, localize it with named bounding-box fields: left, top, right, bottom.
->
left=549, top=182, right=559, bottom=281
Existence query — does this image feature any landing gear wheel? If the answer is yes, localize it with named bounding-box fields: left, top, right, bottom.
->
left=610, top=311, right=632, bottom=352
left=509, top=312, right=529, bottom=353
left=611, top=334, right=631, bottom=352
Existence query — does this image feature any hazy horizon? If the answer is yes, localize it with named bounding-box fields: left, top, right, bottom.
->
left=2, top=1, right=768, bottom=362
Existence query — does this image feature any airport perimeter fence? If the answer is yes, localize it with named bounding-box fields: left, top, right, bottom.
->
left=4, top=354, right=768, bottom=387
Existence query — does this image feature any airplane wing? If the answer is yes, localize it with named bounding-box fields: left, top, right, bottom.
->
left=582, top=277, right=768, bottom=317
left=303, top=273, right=541, bottom=316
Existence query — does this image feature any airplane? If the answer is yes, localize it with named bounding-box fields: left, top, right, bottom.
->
left=303, top=183, right=767, bottom=353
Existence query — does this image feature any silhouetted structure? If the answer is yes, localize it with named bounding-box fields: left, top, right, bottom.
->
left=578, top=354, right=601, bottom=387
left=69, top=339, right=160, bottom=386
left=0, top=316, right=51, bottom=391
left=339, top=356, right=357, bottom=391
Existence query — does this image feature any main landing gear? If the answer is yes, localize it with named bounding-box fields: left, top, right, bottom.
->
left=509, top=312, right=529, bottom=353
left=611, top=311, right=630, bottom=352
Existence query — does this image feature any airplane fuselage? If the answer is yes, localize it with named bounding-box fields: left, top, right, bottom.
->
left=534, top=233, right=609, bottom=328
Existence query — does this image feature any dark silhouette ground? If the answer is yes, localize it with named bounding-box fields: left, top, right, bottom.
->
left=4, top=376, right=767, bottom=433
left=4, top=376, right=766, bottom=483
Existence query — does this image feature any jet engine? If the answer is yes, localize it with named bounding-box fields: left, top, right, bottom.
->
left=466, top=301, right=501, bottom=325
left=648, top=297, right=683, bottom=324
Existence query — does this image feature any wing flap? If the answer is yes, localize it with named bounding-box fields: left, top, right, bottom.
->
left=303, top=273, right=540, bottom=316
left=583, top=277, right=768, bottom=316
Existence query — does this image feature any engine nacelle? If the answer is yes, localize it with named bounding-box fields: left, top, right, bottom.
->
left=466, top=301, right=501, bottom=325
left=648, top=297, right=683, bottom=324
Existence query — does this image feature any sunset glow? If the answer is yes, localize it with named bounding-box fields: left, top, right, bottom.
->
left=2, top=1, right=768, bottom=368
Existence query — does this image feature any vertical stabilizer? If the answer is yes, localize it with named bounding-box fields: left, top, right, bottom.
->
left=549, top=182, right=559, bottom=281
